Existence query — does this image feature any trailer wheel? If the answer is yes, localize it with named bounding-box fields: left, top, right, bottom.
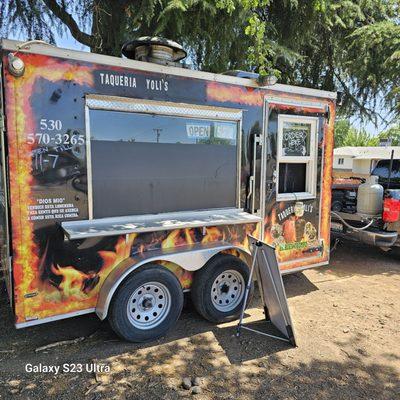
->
left=191, top=254, right=253, bottom=323
left=108, top=264, right=183, bottom=342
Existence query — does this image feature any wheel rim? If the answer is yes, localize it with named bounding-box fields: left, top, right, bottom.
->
left=127, top=282, right=171, bottom=330
left=211, top=269, right=245, bottom=312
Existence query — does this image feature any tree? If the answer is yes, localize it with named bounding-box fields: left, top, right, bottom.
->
left=334, top=120, right=355, bottom=148
left=235, top=0, right=399, bottom=125
left=0, top=0, right=251, bottom=69
left=334, top=120, right=400, bottom=148
left=334, top=119, right=377, bottom=147
left=377, top=124, right=400, bottom=146
left=346, top=19, right=400, bottom=123
left=153, top=1, right=252, bottom=72
left=1, top=0, right=398, bottom=125
left=342, top=128, right=375, bottom=147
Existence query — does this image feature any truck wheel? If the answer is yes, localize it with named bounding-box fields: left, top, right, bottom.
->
left=108, top=264, right=183, bottom=342
left=191, top=254, right=253, bottom=323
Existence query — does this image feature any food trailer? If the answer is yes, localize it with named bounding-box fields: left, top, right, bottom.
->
left=0, top=37, right=336, bottom=341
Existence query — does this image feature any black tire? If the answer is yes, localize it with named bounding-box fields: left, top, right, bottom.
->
left=191, top=254, right=253, bottom=323
left=108, top=264, right=183, bottom=342
left=331, top=200, right=343, bottom=212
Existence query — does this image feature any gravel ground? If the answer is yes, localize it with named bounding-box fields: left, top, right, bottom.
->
left=0, top=240, right=399, bottom=399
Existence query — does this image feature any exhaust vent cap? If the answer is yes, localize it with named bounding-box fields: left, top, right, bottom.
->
left=122, top=36, right=187, bottom=65
left=222, top=70, right=259, bottom=80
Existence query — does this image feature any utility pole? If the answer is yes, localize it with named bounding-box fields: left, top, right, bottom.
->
left=153, top=128, right=162, bottom=143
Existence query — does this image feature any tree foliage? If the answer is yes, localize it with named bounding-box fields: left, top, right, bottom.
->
left=334, top=120, right=376, bottom=147
left=334, top=120, right=400, bottom=148
left=376, top=124, right=400, bottom=146
left=235, top=0, right=399, bottom=125
left=0, top=0, right=398, bottom=125
left=0, top=0, right=251, bottom=71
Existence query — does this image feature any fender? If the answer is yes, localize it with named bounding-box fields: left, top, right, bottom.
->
left=96, top=241, right=251, bottom=320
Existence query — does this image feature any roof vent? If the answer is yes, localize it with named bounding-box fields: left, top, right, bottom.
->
left=223, top=70, right=278, bottom=86
left=122, top=36, right=187, bottom=68
left=222, top=70, right=259, bottom=80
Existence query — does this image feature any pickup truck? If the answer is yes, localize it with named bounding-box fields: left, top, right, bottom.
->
left=331, top=159, right=400, bottom=252
left=371, top=159, right=400, bottom=189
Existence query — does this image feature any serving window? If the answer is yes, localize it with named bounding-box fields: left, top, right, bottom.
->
left=277, top=115, right=318, bottom=201
left=85, top=96, right=242, bottom=219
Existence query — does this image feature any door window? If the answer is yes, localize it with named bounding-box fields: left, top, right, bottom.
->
left=277, top=115, right=318, bottom=200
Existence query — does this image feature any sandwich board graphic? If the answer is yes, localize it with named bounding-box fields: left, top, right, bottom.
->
left=237, top=236, right=297, bottom=346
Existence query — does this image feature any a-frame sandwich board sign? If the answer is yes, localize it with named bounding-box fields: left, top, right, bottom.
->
left=237, top=236, right=297, bottom=346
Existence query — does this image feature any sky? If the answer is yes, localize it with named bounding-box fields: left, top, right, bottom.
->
left=8, top=29, right=387, bottom=136
left=53, top=33, right=89, bottom=52
left=8, top=26, right=89, bottom=52
left=352, top=117, right=386, bottom=137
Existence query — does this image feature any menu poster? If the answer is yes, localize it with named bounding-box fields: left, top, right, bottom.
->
left=282, top=122, right=311, bottom=157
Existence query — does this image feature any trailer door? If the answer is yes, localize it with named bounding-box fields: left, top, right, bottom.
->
left=263, top=98, right=332, bottom=271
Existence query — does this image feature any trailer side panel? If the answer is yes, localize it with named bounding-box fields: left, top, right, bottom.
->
left=1, top=51, right=261, bottom=324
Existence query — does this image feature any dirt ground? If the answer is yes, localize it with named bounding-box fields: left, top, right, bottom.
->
left=0, top=240, right=399, bottom=400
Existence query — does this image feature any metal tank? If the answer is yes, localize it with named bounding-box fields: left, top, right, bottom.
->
left=357, top=175, right=384, bottom=217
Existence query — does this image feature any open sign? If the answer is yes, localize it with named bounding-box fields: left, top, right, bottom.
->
left=186, top=124, right=211, bottom=139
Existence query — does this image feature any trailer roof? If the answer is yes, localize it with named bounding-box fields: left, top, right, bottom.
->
left=1, top=38, right=337, bottom=100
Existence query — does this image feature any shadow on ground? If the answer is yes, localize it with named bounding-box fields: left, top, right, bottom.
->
left=0, top=238, right=399, bottom=399
left=2, top=328, right=398, bottom=400
left=0, top=238, right=396, bottom=366
left=320, top=239, right=400, bottom=279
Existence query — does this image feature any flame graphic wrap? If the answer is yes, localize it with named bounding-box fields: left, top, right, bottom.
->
left=19, top=224, right=257, bottom=321
left=207, top=82, right=263, bottom=106
left=2, top=54, right=258, bottom=323
left=207, top=82, right=334, bottom=271
left=2, top=50, right=333, bottom=326
left=264, top=102, right=335, bottom=271
left=3, top=54, right=94, bottom=322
